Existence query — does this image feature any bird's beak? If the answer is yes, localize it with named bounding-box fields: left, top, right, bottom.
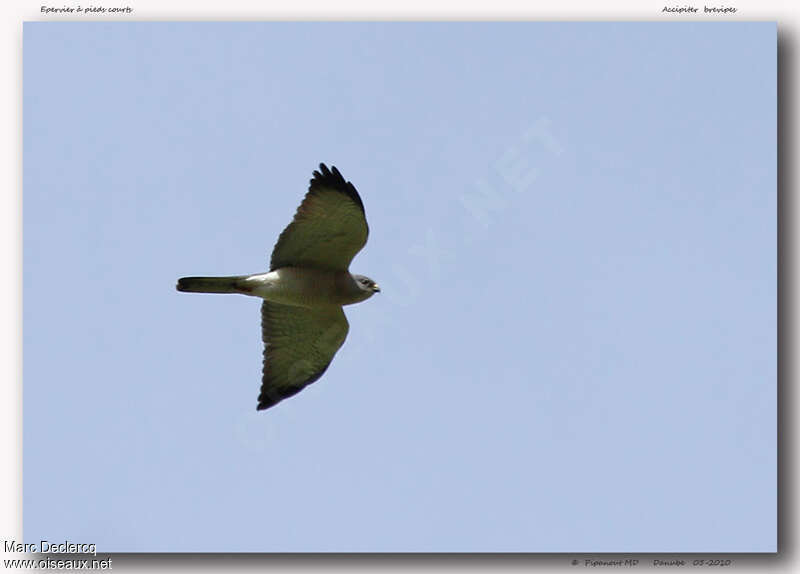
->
left=373, top=284, right=381, bottom=293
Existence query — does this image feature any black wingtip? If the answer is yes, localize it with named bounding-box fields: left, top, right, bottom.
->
left=255, top=398, right=282, bottom=412
left=310, top=163, right=365, bottom=214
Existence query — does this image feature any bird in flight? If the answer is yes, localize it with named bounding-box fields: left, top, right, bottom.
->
left=177, top=164, right=380, bottom=411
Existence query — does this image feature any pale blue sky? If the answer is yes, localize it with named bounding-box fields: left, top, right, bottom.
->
left=23, top=22, right=776, bottom=552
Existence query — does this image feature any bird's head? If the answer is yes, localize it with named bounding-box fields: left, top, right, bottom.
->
left=353, top=274, right=381, bottom=298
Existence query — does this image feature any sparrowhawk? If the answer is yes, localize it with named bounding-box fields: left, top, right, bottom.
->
left=176, top=164, right=379, bottom=411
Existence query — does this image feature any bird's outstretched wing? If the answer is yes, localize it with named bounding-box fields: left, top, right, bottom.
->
left=257, top=301, right=349, bottom=410
left=270, top=164, right=369, bottom=272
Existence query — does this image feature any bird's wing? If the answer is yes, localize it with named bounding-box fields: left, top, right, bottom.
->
left=270, top=164, right=369, bottom=272
left=257, top=301, right=349, bottom=410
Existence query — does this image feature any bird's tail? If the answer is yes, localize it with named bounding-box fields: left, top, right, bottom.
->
left=176, top=275, right=248, bottom=294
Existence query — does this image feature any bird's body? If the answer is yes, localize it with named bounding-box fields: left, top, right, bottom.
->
left=177, top=267, right=375, bottom=308
left=176, top=164, right=379, bottom=411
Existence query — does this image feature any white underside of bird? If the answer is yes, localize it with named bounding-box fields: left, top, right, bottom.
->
left=177, top=267, right=378, bottom=308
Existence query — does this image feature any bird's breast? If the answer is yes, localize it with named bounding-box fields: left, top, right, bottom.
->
left=239, top=268, right=351, bottom=307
